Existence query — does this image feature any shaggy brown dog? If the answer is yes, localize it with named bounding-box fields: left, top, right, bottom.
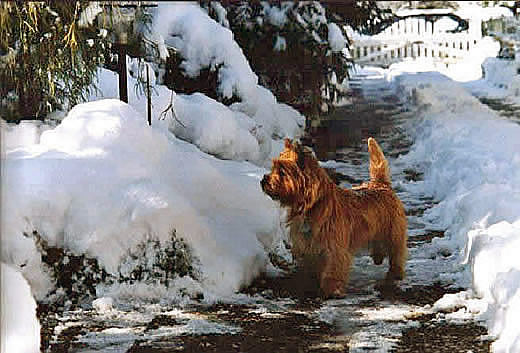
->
left=261, top=138, right=407, bottom=298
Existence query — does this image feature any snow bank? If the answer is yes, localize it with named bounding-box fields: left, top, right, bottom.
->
left=394, top=72, right=520, bottom=353
left=0, top=119, right=53, bottom=152
left=1, top=263, right=40, bottom=353
left=91, top=64, right=285, bottom=167
left=1, top=99, right=285, bottom=303
left=465, top=57, right=520, bottom=104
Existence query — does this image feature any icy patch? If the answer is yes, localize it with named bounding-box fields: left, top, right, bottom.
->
left=317, top=299, right=421, bottom=353
left=68, top=307, right=241, bottom=352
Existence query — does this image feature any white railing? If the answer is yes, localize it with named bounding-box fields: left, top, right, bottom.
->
left=351, top=15, right=482, bottom=67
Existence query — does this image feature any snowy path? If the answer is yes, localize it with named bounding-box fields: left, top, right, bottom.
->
left=39, top=73, right=497, bottom=353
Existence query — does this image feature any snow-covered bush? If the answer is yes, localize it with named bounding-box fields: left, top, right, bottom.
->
left=24, top=228, right=199, bottom=307
left=203, top=1, right=389, bottom=117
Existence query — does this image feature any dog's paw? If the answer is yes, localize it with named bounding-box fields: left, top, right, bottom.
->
left=371, top=253, right=385, bottom=265
left=320, top=278, right=346, bottom=299
left=385, top=270, right=405, bottom=281
left=327, top=289, right=347, bottom=299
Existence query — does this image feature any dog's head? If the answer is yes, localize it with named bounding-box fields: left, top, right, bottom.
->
left=261, top=139, right=332, bottom=214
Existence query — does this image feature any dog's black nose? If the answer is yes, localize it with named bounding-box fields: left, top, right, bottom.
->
left=260, top=175, right=267, bottom=189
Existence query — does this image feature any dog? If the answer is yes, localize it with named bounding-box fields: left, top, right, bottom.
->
left=261, top=138, right=407, bottom=298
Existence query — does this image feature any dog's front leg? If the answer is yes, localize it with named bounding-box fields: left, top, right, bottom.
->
left=319, top=250, right=351, bottom=298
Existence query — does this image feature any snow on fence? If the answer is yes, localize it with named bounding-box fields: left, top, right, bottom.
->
left=351, top=13, right=483, bottom=68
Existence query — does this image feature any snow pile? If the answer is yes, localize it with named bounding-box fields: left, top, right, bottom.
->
left=152, top=3, right=304, bottom=158
left=172, top=92, right=261, bottom=161
left=466, top=57, right=520, bottom=103
left=91, top=63, right=278, bottom=166
left=0, top=263, right=40, bottom=353
left=91, top=2, right=307, bottom=167
left=0, top=119, right=53, bottom=152
left=1, top=99, right=286, bottom=304
left=394, top=72, right=520, bottom=353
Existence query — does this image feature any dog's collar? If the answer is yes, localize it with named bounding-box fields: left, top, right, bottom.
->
left=302, top=217, right=312, bottom=239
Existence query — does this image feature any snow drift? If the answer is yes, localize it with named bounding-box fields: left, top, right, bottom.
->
left=1, top=99, right=286, bottom=303
left=394, top=72, right=520, bottom=353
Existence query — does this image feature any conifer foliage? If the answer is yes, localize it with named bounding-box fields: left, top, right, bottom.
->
left=0, top=2, right=110, bottom=120
left=199, top=1, right=391, bottom=118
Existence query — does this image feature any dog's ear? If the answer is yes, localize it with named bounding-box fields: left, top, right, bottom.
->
left=296, top=143, right=305, bottom=169
left=284, top=138, right=294, bottom=150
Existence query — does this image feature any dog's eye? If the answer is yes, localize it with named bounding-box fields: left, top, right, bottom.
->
left=279, top=170, right=285, bottom=177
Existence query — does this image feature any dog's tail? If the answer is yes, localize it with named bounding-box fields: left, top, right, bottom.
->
left=368, top=137, right=391, bottom=184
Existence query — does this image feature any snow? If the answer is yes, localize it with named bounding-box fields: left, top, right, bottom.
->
left=395, top=3, right=512, bottom=22
left=261, top=2, right=293, bottom=28
left=209, top=1, right=229, bottom=28
left=90, top=62, right=290, bottom=167
left=386, top=37, right=501, bottom=82
left=93, top=297, right=115, bottom=313
left=328, top=23, right=347, bottom=52
left=455, top=3, right=512, bottom=22
left=465, top=57, right=520, bottom=104
left=274, top=35, right=287, bottom=51
left=1, top=119, right=54, bottom=151
left=78, top=2, right=103, bottom=28
left=0, top=263, right=40, bottom=353
left=146, top=4, right=304, bottom=165
left=152, top=3, right=304, bottom=146
left=2, top=98, right=287, bottom=303
left=392, top=71, right=520, bottom=353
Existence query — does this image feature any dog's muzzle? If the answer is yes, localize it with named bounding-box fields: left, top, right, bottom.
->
left=260, top=175, right=268, bottom=191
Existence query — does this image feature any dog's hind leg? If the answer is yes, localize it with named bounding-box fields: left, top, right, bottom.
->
left=370, top=240, right=387, bottom=265
left=387, top=222, right=408, bottom=280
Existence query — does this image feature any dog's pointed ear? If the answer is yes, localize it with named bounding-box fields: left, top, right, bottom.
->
left=296, top=143, right=305, bottom=169
left=284, top=138, right=294, bottom=150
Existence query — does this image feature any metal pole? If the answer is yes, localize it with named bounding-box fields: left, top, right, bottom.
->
left=147, top=65, right=151, bottom=126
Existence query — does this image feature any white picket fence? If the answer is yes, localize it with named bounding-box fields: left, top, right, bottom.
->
left=351, top=13, right=483, bottom=68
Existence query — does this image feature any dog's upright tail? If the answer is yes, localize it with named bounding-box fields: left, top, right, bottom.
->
left=367, top=137, right=391, bottom=184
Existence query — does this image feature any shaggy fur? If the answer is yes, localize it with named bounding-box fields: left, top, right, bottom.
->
left=261, top=138, right=408, bottom=298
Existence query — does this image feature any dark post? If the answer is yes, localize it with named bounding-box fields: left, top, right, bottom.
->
left=146, top=65, right=152, bottom=126
left=117, top=33, right=128, bottom=103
